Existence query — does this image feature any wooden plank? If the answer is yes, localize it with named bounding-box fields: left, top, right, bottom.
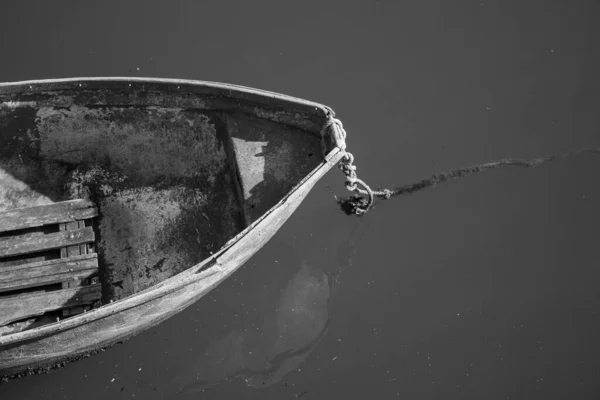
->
left=0, top=228, right=55, bottom=267
left=62, top=305, right=92, bottom=318
left=70, top=221, right=88, bottom=257
left=59, top=220, right=88, bottom=259
left=78, top=221, right=88, bottom=256
left=0, top=317, right=37, bottom=336
left=0, top=200, right=98, bottom=233
left=0, top=227, right=95, bottom=258
left=0, top=254, right=98, bottom=293
left=59, top=223, right=68, bottom=259
left=0, top=255, right=49, bottom=268
left=0, top=284, right=102, bottom=326
left=60, top=221, right=91, bottom=289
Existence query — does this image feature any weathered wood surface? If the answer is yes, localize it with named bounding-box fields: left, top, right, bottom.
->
left=0, top=284, right=101, bottom=326
left=0, top=254, right=98, bottom=293
left=0, top=227, right=95, bottom=258
left=0, top=200, right=97, bottom=233
left=59, top=220, right=89, bottom=259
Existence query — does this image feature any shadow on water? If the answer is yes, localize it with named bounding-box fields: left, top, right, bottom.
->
left=173, top=219, right=370, bottom=394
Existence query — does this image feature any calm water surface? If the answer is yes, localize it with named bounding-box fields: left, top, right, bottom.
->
left=1, top=1, right=600, bottom=399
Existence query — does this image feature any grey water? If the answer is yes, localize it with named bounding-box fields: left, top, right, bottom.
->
left=1, top=0, right=600, bottom=399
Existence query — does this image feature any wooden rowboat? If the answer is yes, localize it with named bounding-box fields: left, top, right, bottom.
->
left=0, top=77, right=346, bottom=381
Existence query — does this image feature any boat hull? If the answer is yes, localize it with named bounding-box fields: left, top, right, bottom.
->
left=0, top=77, right=345, bottom=380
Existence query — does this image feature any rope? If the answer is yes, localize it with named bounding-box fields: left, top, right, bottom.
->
left=322, top=112, right=600, bottom=215
left=335, top=147, right=600, bottom=215
left=322, top=115, right=389, bottom=216
left=384, top=148, right=600, bottom=198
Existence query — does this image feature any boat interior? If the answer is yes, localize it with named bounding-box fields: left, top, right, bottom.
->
left=0, top=81, right=330, bottom=336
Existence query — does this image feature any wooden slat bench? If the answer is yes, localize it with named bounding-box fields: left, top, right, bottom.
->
left=0, top=200, right=101, bottom=326
left=0, top=285, right=102, bottom=326
left=0, top=254, right=99, bottom=293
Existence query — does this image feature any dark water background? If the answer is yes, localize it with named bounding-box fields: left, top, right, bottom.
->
left=1, top=1, right=600, bottom=399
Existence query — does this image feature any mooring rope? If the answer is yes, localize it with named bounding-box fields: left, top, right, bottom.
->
left=323, top=113, right=600, bottom=215
left=322, top=113, right=391, bottom=216
left=383, top=148, right=600, bottom=198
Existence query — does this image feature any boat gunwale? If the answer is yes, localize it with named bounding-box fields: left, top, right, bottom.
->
left=0, top=112, right=345, bottom=347
left=0, top=77, right=332, bottom=119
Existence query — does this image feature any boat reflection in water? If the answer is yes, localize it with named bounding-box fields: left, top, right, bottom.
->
left=175, top=220, right=368, bottom=392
